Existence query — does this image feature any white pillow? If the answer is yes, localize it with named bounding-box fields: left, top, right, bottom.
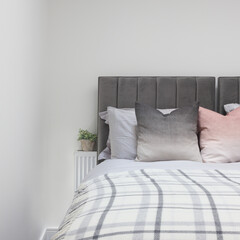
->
left=98, top=109, right=132, bottom=160
left=224, top=103, right=240, bottom=113
left=101, top=107, right=176, bottom=160
left=98, top=145, right=111, bottom=160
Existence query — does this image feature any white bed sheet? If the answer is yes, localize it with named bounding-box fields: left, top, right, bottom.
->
left=84, top=159, right=240, bottom=182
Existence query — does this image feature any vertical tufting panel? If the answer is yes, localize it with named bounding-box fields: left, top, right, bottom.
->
left=218, top=77, right=240, bottom=114
left=157, top=77, right=176, bottom=108
left=196, top=77, right=215, bottom=111
left=98, top=77, right=118, bottom=156
left=118, top=77, right=138, bottom=108
left=177, top=77, right=196, bottom=107
left=98, top=77, right=118, bottom=111
left=138, top=77, right=157, bottom=107
left=98, top=76, right=216, bottom=159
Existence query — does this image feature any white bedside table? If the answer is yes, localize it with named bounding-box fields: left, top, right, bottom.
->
left=74, top=151, right=97, bottom=191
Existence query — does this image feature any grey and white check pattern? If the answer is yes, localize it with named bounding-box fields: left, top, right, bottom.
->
left=52, top=169, right=240, bottom=240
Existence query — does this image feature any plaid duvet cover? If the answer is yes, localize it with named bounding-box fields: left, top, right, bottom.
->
left=52, top=169, right=240, bottom=240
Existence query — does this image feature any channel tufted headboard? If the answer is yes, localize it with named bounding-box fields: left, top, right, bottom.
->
left=97, top=76, right=216, bottom=157
left=218, top=77, right=240, bottom=114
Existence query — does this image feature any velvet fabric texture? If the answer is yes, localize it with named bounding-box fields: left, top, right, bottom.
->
left=98, top=77, right=216, bottom=157
left=107, top=107, right=176, bottom=160
left=198, top=107, right=240, bottom=163
left=135, top=102, right=201, bottom=162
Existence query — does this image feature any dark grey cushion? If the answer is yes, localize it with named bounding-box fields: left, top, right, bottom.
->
left=135, top=102, right=202, bottom=162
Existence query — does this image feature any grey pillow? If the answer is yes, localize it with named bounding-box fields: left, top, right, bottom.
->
left=135, top=102, right=202, bottom=162
left=224, top=103, right=240, bottom=113
left=106, top=107, right=176, bottom=160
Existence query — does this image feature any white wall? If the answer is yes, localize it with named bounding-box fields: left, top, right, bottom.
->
left=0, top=0, right=47, bottom=239
left=42, top=0, right=240, bottom=228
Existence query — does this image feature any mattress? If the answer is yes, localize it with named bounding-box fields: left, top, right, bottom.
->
left=52, top=160, right=240, bottom=240
left=85, top=159, right=240, bottom=181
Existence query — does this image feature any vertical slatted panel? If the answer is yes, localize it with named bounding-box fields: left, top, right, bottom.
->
left=177, top=77, right=196, bottom=107
left=84, top=157, right=87, bottom=182
left=157, top=77, right=176, bottom=108
left=138, top=77, right=157, bottom=107
left=196, top=77, right=215, bottom=110
left=218, top=77, right=240, bottom=114
left=118, top=77, right=138, bottom=108
left=75, top=152, right=97, bottom=191
left=81, top=157, right=85, bottom=183
left=75, top=155, right=79, bottom=190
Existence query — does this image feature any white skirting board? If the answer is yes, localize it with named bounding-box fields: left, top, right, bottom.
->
left=41, top=228, right=58, bottom=240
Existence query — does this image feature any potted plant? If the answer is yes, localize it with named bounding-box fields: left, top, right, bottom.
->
left=78, top=129, right=97, bottom=151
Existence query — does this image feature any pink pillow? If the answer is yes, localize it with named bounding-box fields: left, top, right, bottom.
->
left=198, top=107, right=240, bottom=163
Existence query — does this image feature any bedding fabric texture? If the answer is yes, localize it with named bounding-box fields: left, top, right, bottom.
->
left=135, top=102, right=202, bottom=162
left=52, top=168, right=240, bottom=240
left=85, top=159, right=240, bottom=181
left=198, top=107, right=240, bottom=163
left=107, top=107, right=136, bottom=159
left=106, top=106, right=175, bottom=160
left=224, top=103, right=240, bottom=113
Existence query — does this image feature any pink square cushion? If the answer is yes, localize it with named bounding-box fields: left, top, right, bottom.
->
left=198, top=106, right=240, bottom=163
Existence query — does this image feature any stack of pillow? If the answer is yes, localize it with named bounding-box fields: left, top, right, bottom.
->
left=99, top=102, right=240, bottom=163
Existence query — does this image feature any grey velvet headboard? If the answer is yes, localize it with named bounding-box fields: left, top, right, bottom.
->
left=98, top=76, right=215, bottom=157
left=218, top=77, right=240, bottom=114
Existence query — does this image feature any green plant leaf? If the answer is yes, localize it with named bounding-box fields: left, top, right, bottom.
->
left=78, top=128, right=97, bottom=142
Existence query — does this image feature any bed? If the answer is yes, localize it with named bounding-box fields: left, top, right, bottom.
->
left=52, top=76, right=240, bottom=240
